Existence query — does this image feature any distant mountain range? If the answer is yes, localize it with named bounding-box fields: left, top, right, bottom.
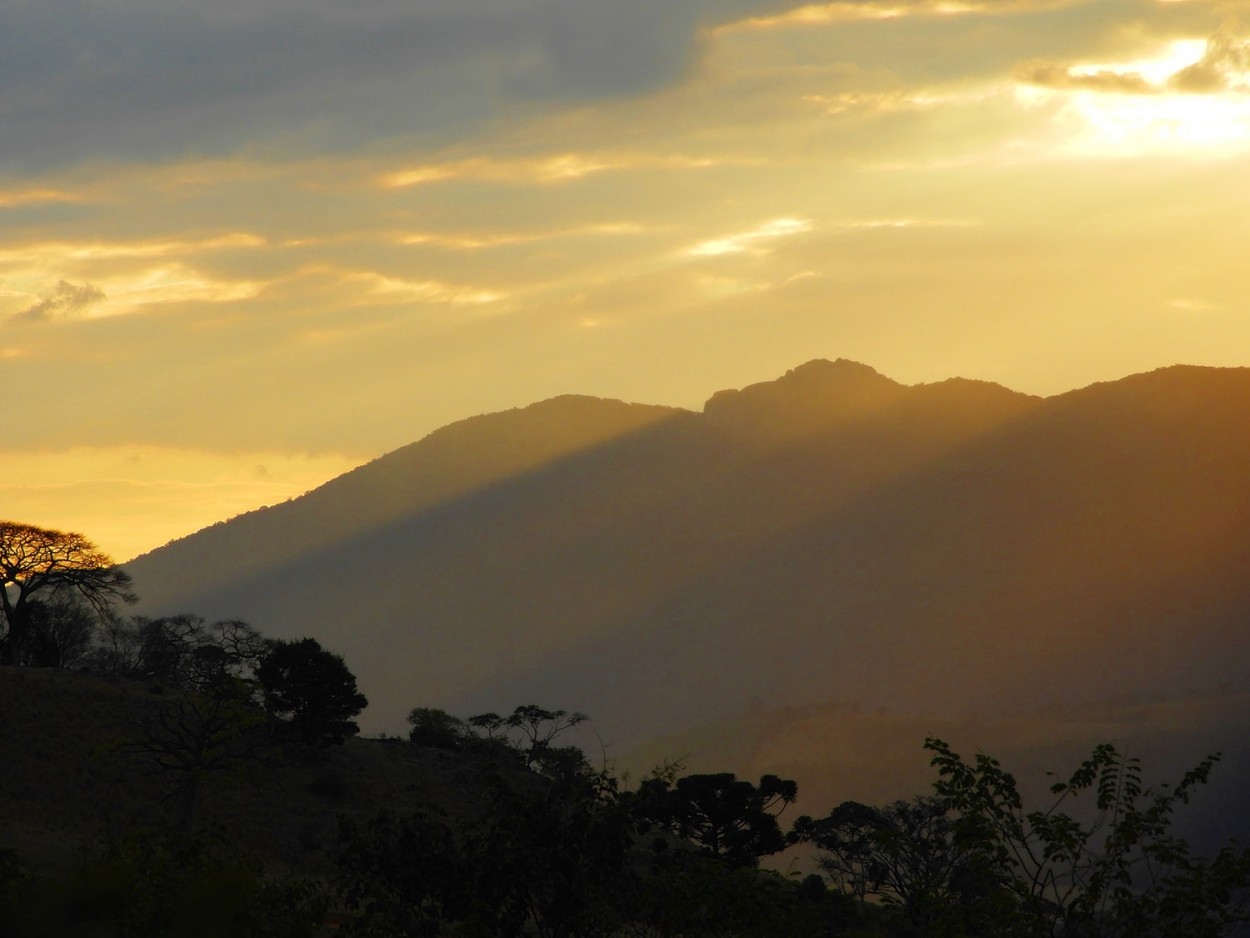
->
left=125, top=360, right=1250, bottom=819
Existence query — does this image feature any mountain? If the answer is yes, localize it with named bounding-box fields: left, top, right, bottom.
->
left=124, top=360, right=1250, bottom=819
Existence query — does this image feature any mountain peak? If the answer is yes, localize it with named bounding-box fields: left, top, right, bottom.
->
left=785, top=357, right=888, bottom=381
left=702, top=358, right=904, bottom=432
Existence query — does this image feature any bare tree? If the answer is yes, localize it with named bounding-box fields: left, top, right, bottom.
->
left=0, top=521, right=136, bottom=666
left=24, top=590, right=101, bottom=668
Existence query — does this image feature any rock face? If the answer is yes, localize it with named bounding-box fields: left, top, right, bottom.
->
left=124, top=361, right=1250, bottom=815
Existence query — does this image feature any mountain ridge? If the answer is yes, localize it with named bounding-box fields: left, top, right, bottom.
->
left=123, top=360, right=1250, bottom=803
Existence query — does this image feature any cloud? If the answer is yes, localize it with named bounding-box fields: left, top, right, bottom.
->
left=1016, top=62, right=1161, bottom=93
left=0, top=233, right=266, bottom=264
left=687, top=217, right=812, bottom=257
left=718, top=0, right=1079, bottom=32
left=398, top=222, right=647, bottom=251
left=1170, top=20, right=1250, bottom=92
left=13, top=280, right=106, bottom=323
left=379, top=152, right=720, bottom=189
left=0, top=187, right=83, bottom=209
left=293, top=266, right=505, bottom=307
left=1018, top=22, right=1250, bottom=96
left=0, top=0, right=800, bottom=171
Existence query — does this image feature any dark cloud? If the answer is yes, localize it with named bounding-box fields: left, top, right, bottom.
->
left=0, top=0, right=798, bottom=172
left=14, top=281, right=106, bottom=323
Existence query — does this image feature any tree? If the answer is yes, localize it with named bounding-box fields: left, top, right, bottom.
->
left=467, top=704, right=588, bottom=773
left=257, top=638, right=367, bottom=750
left=0, top=521, right=136, bottom=666
left=792, top=796, right=976, bottom=934
left=87, top=615, right=269, bottom=690
left=923, top=736, right=1250, bottom=937
left=406, top=708, right=471, bottom=750
left=798, top=738, right=1250, bottom=937
left=23, top=590, right=101, bottom=668
left=636, top=772, right=798, bottom=867
left=118, top=678, right=272, bottom=834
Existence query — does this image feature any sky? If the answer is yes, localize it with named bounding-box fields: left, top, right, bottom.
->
left=3, top=0, right=1250, bottom=562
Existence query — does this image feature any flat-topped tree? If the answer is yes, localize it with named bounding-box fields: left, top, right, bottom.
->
left=0, top=521, right=136, bottom=666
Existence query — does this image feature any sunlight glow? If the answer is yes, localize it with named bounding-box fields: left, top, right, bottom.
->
left=1018, top=34, right=1250, bottom=156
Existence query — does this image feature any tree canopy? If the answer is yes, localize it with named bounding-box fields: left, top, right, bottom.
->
left=0, top=520, right=136, bottom=666
left=257, top=637, right=368, bottom=750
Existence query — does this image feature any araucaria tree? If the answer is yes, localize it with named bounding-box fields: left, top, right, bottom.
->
left=0, top=521, right=136, bottom=666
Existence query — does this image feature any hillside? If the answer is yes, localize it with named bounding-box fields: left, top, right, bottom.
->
left=123, top=360, right=1250, bottom=823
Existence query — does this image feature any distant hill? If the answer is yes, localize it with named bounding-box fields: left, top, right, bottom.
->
left=124, top=360, right=1250, bottom=820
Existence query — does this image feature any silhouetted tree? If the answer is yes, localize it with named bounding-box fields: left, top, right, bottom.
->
left=797, top=738, right=1250, bottom=936
left=23, top=590, right=101, bottom=668
left=0, top=520, right=135, bottom=666
left=337, top=744, right=633, bottom=937
left=637, top=772, right=798, bottom=868
left=88, top=615, right=268, bottom=690
left=467, top=704, right=587, bottom=773
left=406, top=707, right=470, bottom=750
left=461, top=756, right=631, bottom=936
left=792, top=796, right=971, bottom=933
left=257, top=638, right=367, bottom=751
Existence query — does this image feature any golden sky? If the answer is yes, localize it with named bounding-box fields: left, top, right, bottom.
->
left=4, top=0, right=1250, bottom=561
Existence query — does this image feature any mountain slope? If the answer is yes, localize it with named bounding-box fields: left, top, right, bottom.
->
left=124, top=360, right=1250, bottom=786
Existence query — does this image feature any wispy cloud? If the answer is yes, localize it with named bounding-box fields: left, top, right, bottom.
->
left=397, top=222, right=647, bottom=251
left=834, top=218, right=978, bottom=229
left=718, top=0, right=1078, bottom=32
left=687, top=217, right=812, bottom=257
left=380, top=152, right=720, bottom=189
left=295, top=266, right=505, bottom=307
left=0, top=187, right=83, bottom=208
left=0, top=233, right=266, bottom=264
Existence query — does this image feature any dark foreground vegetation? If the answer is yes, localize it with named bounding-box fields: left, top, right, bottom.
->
left=3, top=521, right=1250, bottom=936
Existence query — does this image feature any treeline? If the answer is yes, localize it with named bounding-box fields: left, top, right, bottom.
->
left=4, top=521, right=1250, bottom=935
left=4, top=689, right=1250, bottom=936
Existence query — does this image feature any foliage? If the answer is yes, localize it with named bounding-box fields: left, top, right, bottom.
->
left=0, top=520, right=136, bottom=667
left=91, top=615, right=269, bottom=690
left=636, top=771, right=798, bottom=867
left=405, top=707, right=471, bottom=750
left=926, top=736, right=1250, bottom=937
left=798, top=738, right=1250, bottom=937
left=793, top=796, right=984, bottom=935
left=257, top=637, right=367, bottom=751
left=337, top=742, right=633, bottom=937
left=466, top=704, right=588, bottom=773
left=22, top=591, right=101, bottom=669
